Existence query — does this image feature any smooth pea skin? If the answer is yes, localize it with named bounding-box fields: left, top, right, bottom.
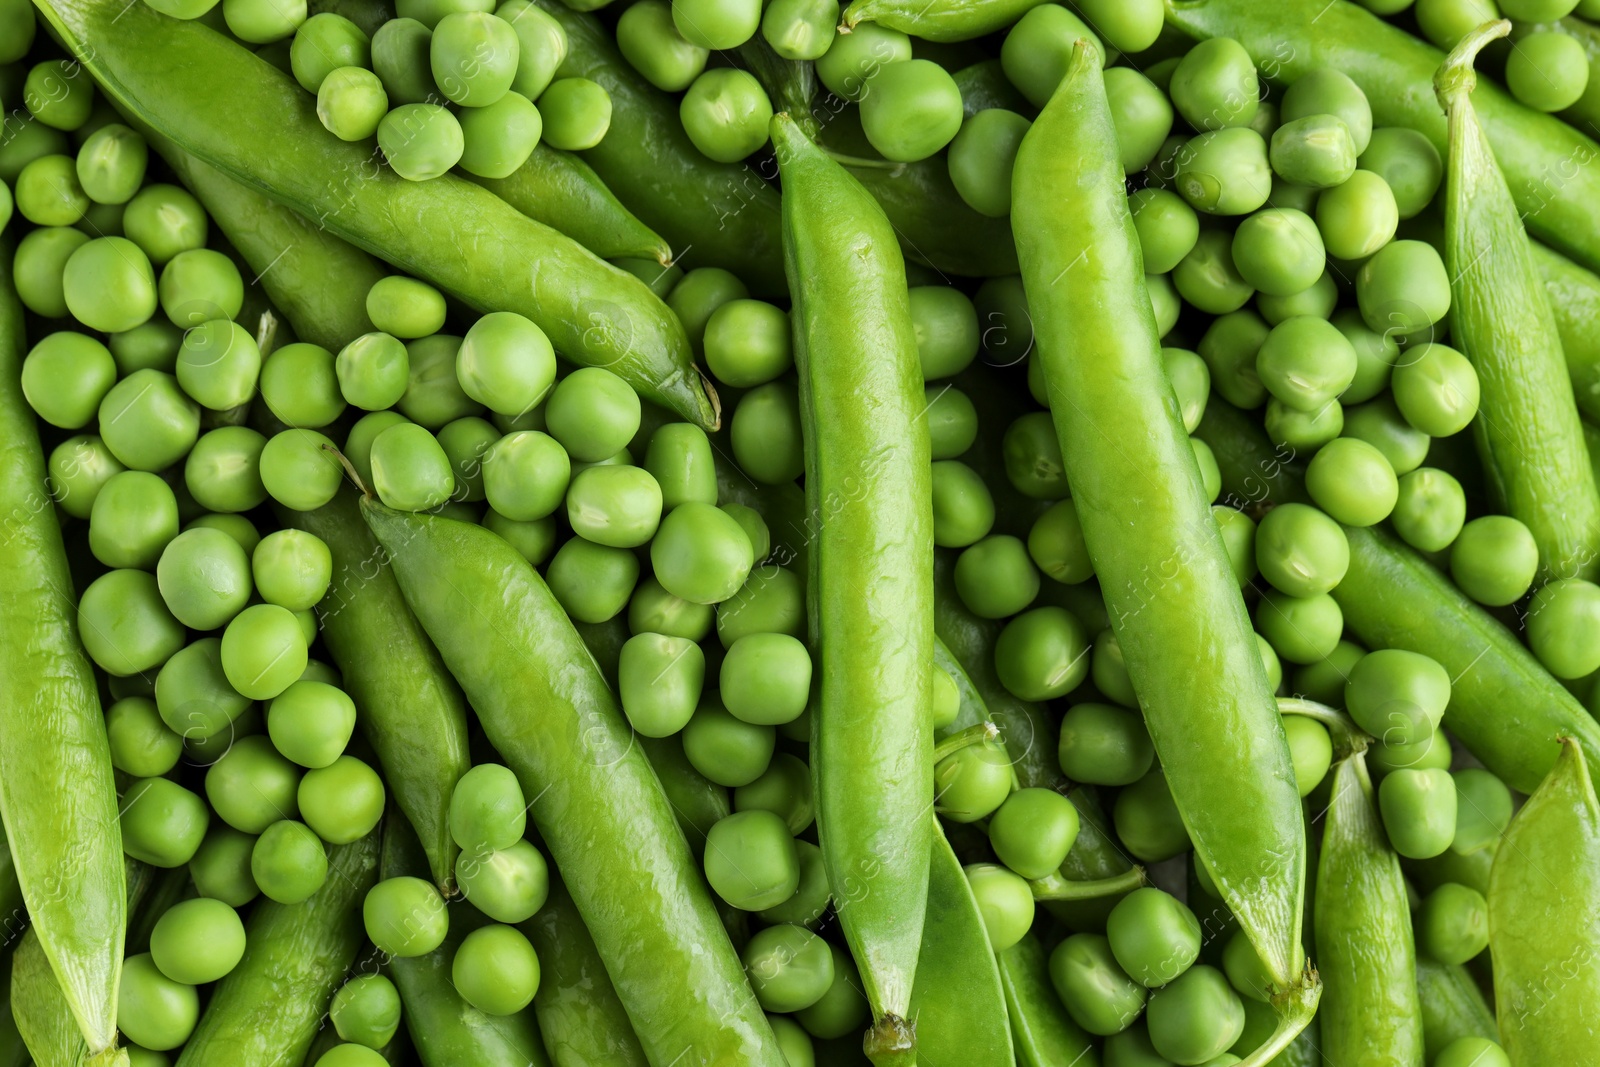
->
left=546, top=537, right=639, bottom=623
left=1174, top=128, right=1272, bottom=216
left=704, top=809, right=797, bottom=911
left=704, top=299, right=791, bottom=388
left=720, top=633, right=811, bottom=726
left=259, top=429, right=344, bottom=512
left=456, top=839, right=550, bottom=923
left=743, top=924, right=834, bottom=1013
left=117, top=953, right=199, bottom=1052
left=1106, top=887, right=1201, bottom=988
left=1058, top=701, right=1154, bottom=786
left=299, top=756, right=386, bottom=843
left=364, top=876, right=449, bottom=957
left=1527, top=579, right=1600, bottom=679
left=1169, top=37, right=1259, bottom=132
left=1416, top=882, right=1489, bottom=965
left=267, top=680, right=357, bottom=768
left=619, top=632, right=705, bottom=736
left=432, top=11, right=520, bottom=107
left=1048, top=933, right=1146, bottom=1037
left=955, top=534, right=1040, bottom=619
left=1254, top=503, right=1349, bottom=598
left=538, top=77, right=612, bottom=151
left=453, top=924, right=541, bottom=1016
left=330, top=973, right=403, bottom=1048
left=156, top=526, right=252, bottom=631
left=370, top=422, right=456, bottom=512
left=1449, top=515, right=1539, bottom=607
left=965, top=863, right=1035, bottom=952
left=1113, top=769, right=1191, bottom=862
left=618, top=0, right=708, bottom=91
left=450, top=763, right=527, bottom=854
left=1145, top=964, right=1245, bottom=1064
left=378, top=104, right=464, bottom=181
left=948, top=109, right=1031, bottom=218
left=1270, top=114, right=1356, bottom=189
left=934, top=741, right=1012, bottom=823
left=121, top=777, right=210, bottom=868
left=1306, top=437, right=1398, bottom=527
left=23, top=331, right=117, bottom=431
left=64, top=236, right=158, bottom=333
left=318, top=67, right=389, bottom=142
left=149, top=897, right=247, bottom=985
left=994, top=606, right=1089, bottom=702
left=1378, top=767, right=1458, bottom=860
left=988, top=787, right=1080, bottom=881
left=337, top=333, right=410, bottom=411
left=680, top=68, right=773, bottom=163
left=683, top=695, right=775, bottom=787
left=859, top=59, right=963, bottom=164
left=106, top=696, right=183, bottom=777
left=243, top=818, right=324, bottom=906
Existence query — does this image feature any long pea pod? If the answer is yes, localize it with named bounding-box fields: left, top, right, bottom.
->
left=1437, top=22, right=1600, bottom=582
left=277, top=489, right=470, bottom=891
left=36, top=0, right=718, bottom=431
left=0, top=234, right=125, bottom=1060
left=997, top=934, right=1100, bottom=1067
left=772, top=114, right=935, bottom=1066
left=840, top=0, right=1049, bottom=41
left=1163, top=0, right=1600, bottom=277
left=1533, top=241, right=1600, bottom=423
left=533, top=0, right=787, bottom=297
left=1488, top=739, right=1600, bottom=1065
left=1012, top=40, right=1307, bottom=991
left=1314, top=751, right=1425, bottom=1066
left=1415, top=955, right=1497, bottom=1062
left=359, top=502, right=786, bottom=1066
left=637, top=735, right=730, bottom=859
left=380, top=816, right=554, bottom=1067
left=469, top=145, right=674, bottom=266
left=905, top=827, right=1014, bottom=1064
left=175, top=834, right=380, bottom=1066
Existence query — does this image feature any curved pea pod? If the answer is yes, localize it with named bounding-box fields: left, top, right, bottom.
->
left=840, top=0, right=1048, bottom=41
left=380, top=817, right=554, bottom=1067
left=469, top=145, right=673, bottom=266
left=1314, top=751, right=1425, bottom=1066
left=773, top=114, right=935, bottom=1066
left=1437, top=24, right=1600, bottom=582
left=1416, top=955, right=1496, bottom=1062
left=907, top=826, right=1014, bottom=1063
left=1013, top=41, right=1307, bottom=991
left=533, top=0, right=786, bottom=297
left=1335, top=524, right=1600, bottom=794
left=521, top=872, right=649, bottom=1067
left=138, top=123, right=382, bottom=351
left=953, top=60, right=1036, bottom=118
left=0, top=235, right=125, bottom=1060
left=997, top=934, right=1097, bottom=1067
left=1533, top=241, right=1600, bottom=423
left=1165, top=0, right=1600, bottom=276
left=360, top=502, right=787, bottom=1066
left=637, top=735, right=730, bottom=858
left=278, top=489, right=470, bottom=890
left=36, top=0, right=718, bottom=431
left=1488, top=739, right=1600, bottom=1065
left=175, top=834, right=380, bottom=1066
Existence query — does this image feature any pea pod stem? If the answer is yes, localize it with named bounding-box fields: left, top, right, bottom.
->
left=1276, top=698, right=1369, bottom=759
left=1437, top=20, right=1600, bottom=582
left=932, top=722, right=1000, bottom=764
left=1012, top=38, right=1306, bottom=989
left=1029, top=865, right=1148, bottom=902
left=1228, top=971, right=1323, bottom=1067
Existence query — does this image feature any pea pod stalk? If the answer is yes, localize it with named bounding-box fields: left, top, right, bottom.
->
left=0, top=235, right=125, bottom=1060
left=1012, top=39, right=1308, bottom=991
left=772, top=112, right=935, bottom=1067
left=1488, top=738, right=1600, bottom=1065
left=34, top=0, right=719, bottom=431
left=1436, top=21, right=1600, bottom=582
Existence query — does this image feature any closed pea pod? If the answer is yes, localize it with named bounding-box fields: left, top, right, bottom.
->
left=1415, top=954, right=1497, bottom=1061
left=1011, top=38, right=1312, bottom=1018
left=996, top=933, right=1098, bottom=1067
left=1436, top=22, right=1600, bottom=583
left=772, top=113, right=934, bottom=1066
left=840, top=0, right=1047, bottom=41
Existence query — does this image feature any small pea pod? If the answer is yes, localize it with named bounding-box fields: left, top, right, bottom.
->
left=1013, top=40, right=1307, bottom=990
left=953, top=60, right=1036, bottom=118
left=278, top=489, right=470, bottom=890
left=1532, top=241, right=1600, bottom=423
left=906, top=826, right=1014, bottom=1063
left=534, top=0, right=786, bottom=297
left=469, top=145, right=674, bottom=266
left=1488, top=738, right=1600, bottom=1064
left=0, top=234, right=125, bottom=1060
left=36, top=0, right=718, bottom=430
left=637, top=735, right=730, bottom=858
left=1415, top=955, right=1497, bottom=1062
left=380, top=816, right=554, bottom=1067
left=840, top=0, right=1048, bottom=41
left=996, top=934, right=1098, bottom=1067
left=1314, top=751, right=1425, bottom=1066
left=773, top=113, right=935, bottom=1066
left=360, top=502, right=786, bottom=1066
left=521, top=872, right=650, bottom=1067
left=175, top=834, right=379, bottom=1066
left=1437, top=22, right=1600, bottom=582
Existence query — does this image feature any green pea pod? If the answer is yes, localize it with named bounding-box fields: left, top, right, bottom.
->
left=469, top=145, right=674, bottom=266
left=1013, top=40, right=1307, bottom=990
left=1437, top=22, right=1600, bottom=582
left=175, top=834, right=380, bottom=1066
left=1163, top=0, right=1600, bottom=276
left=1533, top=241, right=1600, bottom=423
left=906, top=826, right=1014, bottom=1063
left=1335, top=524, right=1600, bottom=793
left=953, top=60, right=1036, bottom=118
left=1488, top=738, right=1600, bottom=1064
left=637, top=735, right=730, bottom=858
left=773, top=114, right=935, bottom=1066
left=1193, top=399, right=1309, bottom=512
left=0, top=954, right=28, bottom=1067
left=521, top=871, right=650, bottom=1067
left=278, top=489, right=470, bottom=890
left=996, top=934, right=1098, bottom=1067
left=1416, top=955, right=1497, bottom=1063
left=840, top=0, right=1048, bottom=41
left=0, top=234, right=125, bottom=1060
left=308, top=0, right=389, bottom=36
left=359, top=501, right=786, bottom=1066
left=0, top=820, right=23, bottom=949
left=380, top=816, right=554, bottom=1067
left=1314, top=751, right=1424, bottom=1065
left=36, top=0, right=718, bottom=431
left=534, top=0, right=787, bottom=297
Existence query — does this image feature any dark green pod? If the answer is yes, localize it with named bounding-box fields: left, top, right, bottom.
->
left=997, top=934, right=1099, bottom=1067
left=1415, top=955, right=1496, bottom=1062
left=841, top=0, right=1049, bottom=41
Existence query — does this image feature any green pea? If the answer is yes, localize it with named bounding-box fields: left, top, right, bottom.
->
left=720, top=632, right=811, bottom=726
left=934, top=741, right=1012, bottom=823
left=1101, top=68, right=1171, bottom=175
left=88, top=470, right=178, bottom=571
left=154, top=639, right=250, bottom=746
left=1289, top=638, right=1363, bottom=706
left=23, top=60, right=96, bottom=132
left=58, top=235, right=156, bottom=333
left=1058, top=701, right=1154, bottom=787
left=948, top=108, right=1031, bottom=219
left=929, top=459, right=995, bottom=549
left=534, top=368, right=637, bottom=464
left=1379, top=766, right=1459, bottom=860
left=0, top=0, right=35, bottom=60
left=363, top=278, right=444, bottom=341
left=1001, top=4, right=1104, bottom=109
left=650, top=500, right=755, bottom=606
left=120, top=185, right=205, bottom=268
left=449, top=762, right=527, bottom=854
left=564, top=464, right=663, bottom=548
left=248, top=531, right=330, bottom=615
left=75, top=124, right=148, bottom=206
left=759, top=838, right=830, bottom=928
left=1358, top=126, right=1442, bottom=220
left=1105, top=886, right=1201, bottom=988
left=149, top=897, right=247, bottom=986
left=1254, top=502, right=1349, bottom=598
left=478, top=429, right=568, bottom=521
left=1259, top=632, right=1284, bottom=692
left=330, top=974, right=402, bottom=1049
left=1357, top=238, right=1451, bottom=335
left=1506, top=30, right=1589, bottom=113
left=1256, top=589, right=1343, bottom=665
left=371, top=17, right=437, bottom=105
left=1311, top=170, right=1397, bottom=263
left=1281, top=68, right=1371, bottom=156
left=1102, top=1026, right=1172, bottom=1067
left=431, top=11, right=521, bottom=108
left=704, top=809, right=797, bottom=911
left=1258, top=269, right=1337, bottom=327
left=1025, top=499, right=1091, bottom=585
left=364, top=876, right=449, bottom=957
left=547, top=536, right=639, bottom=622
left=964, top=863, right=1035, bottom=952
left=995, top=605, right=1089, bottom=702
left=368, top=422, right=454, bottom=512
left=299, top=755, right=386, bottom=844
left=1268, top=395, right=1339, bottom=449
left=498, top=0, right=569, bottom=98
left=1391, top=342, right=1479, bottom=437
left=1256, top=316, right=1358, bottom=413
left=479, top=511, right=555, bottom=566
left=538, top=77, right=612, bottom=151
left=204, top=734, right=301, bottom=835
left=183, top=427, right=266, bottom=516
left=258, top=342, right=345, bottom=429
left=1305, top=436, right=1398, bottom=528
left=1525, top=577, right=1600, bottom=679
left=678, top=67, right=772, bottom=163
left=456, top=838, right=549, bottom=923
left=1127, top=188, right=1198, bottom=276
left=1113, top=768, right=1191, bottom=862
left=855, top=58, right=961, bottom=163
left=173, top=319, right=259, bottom=411
left=78, top=567, right=186, bottom=677
left=1416, top=881, right=1488, bottom=965
left=453, top=923, right=541, bottom=1017
left=333, top=332, right=408, bottom=413
left=615, top=631, right=704, bottom=737
left=1174, top=229, right=1255, bottom=316
left=1191, top=434, right=1223, bottom=503
left=106, top=322, right=180, bottom=381
left=1433, top=1038, right=1509, bottom=1067
left=1213, top=505, right=1257, bottom=587
left=430, top=416, right=495, bottom=502
left=732, top=752, right=813, bottom=837
left=683, top=694, right=775, bottom=787
left=1342, top=395, right=1431, bottom=476
left=1449, top=515, right=1539, bottom=607
left=1002, top=411, right=1068, bottom=500
left=1160, top=347, right=1210, bottom=434
left=378, top=103, right=464, bottom=181
left=14, top=225, right=87, bottom=318
left=1269, top=114, right=1356, bottom=190
left=720, top=501, right=771, bottom=560
left=1174, top=128, right=1272, bottom=216
left=222, top=0, right=307, bottom=43
left=220, top=603, right=309, bottom=701
left=317, top=67, right=390, bottom=142
left=20, top=330, right=114, bottom=430
left=121, top=776, right=210, bottom=869
left=1230, top=209, right=1325, bottom=299
left=289, top=12, right=370, bottom=92
left=1048, top=933, right=1147, bottom=1036
left=954, top=534, right=1041, bottom=619
left=105, top=696, right=182, bottom=778
left=189, top=825, right=260, bottom=906
left=1145, top=964, right=1246, bottom=1063
left=760, top=0, right=833, bottom=59
left=47, top=435, right=123, bottom=518
left=117, top=953, right=199, bottom=1052
left=988, top=787, right=1080, bottom=881
left=460, top=91, right=544, bottom=178
left=260, top=428, right=344, bottom=512
left=700, top=298, right=790, bottom=389
left=155, top=528, right=251, bottom=635
left=403, top=334, right=485, bottom=426
left=742, top=923, right=833, bottom=1013
left=0, top=115, right=67, bottom=185
left=1281, top=715, right=1333, bottom=796
left=251, top=819, right=328, bottom=904
left=626, top=575, right=712, bottom=642
left=261, top=680, right=356, bottom=772
left=1169, top=37, right=1258, bottom=132
left=1368, top=723, right=1452, bottom=777
left=715, top=564, right=803, bottom=646
left=667, top=268, right=748, bottom=357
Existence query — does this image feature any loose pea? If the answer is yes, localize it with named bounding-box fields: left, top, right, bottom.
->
left=1434, top=1038, right=1510, bottom=1067
left=364, top=877, right=449, bottom=957
left=1282, top=67, right=1372, bottom=155
left=117, top=954, right=199, bottom=1052
left=684, top=694, right=775, bottom=787
left=1254, top=502, right=1349, bottom=598
left=1058, top=701, right=1154, bottom=786
left=220, top=603, right=309, bottom=701
left=1048, top=933, right=1147, bottom=1036
left=817, top=21, right=910, bottom=101
left=431, top=11, right=520, bottom=108
left=378, top=104, right=464, bottom=181
left=1315, top=170, right=1399, bottom=262
left=205, top=733, right=302, bottom=834
left=704, top=809, right=797, bottom=910
left=1358, top=126, right=1442, bottom=220
left=260, top=429, right=344, bottom=512
left=76, top=124, right=148, bottom=205
left=1256, top=590, right=1343, bottom=664
left=1526, top=578, right=1600, bottom=679
left=89, top=470, right=179, bottom=571
left=150, top=897, right=247, bottom=985
left=122, top=184, right=207, bottom=266
left=499, top=0, right=568, bottom=98
left=1269, top=114, right=1356, bottom=189
left=679, top=68, right=773, bottom=163
left=703, top=299, right=791, bottom=389
left=1170, top=37, right=1259, bottom=132
left=78, top=568, right=187, bottom=677
left=955, top=534, right=1041, bottom=619
left=1343, top=396, right=1431, bottom=476
left=251, top=819, right=328, bottom=903
left=1231, top=209, right=1325, bottom=298
left=318, top=67, right=390, bottom=142
left=538, top=77, right=612, bottom=151
left=995, top=606, right=1089, bottom=702
left=370, top=421, right=456, bottom=512
left=24, top=60, right=97, bottom=131
left=1028, top=499, right=1093, bottom=585
left=16, top=154, right=89, bottom=228
left=1173, top=229, right=1255, bottom=315
left=110, top=319, right=183, bottom=375
left=1258, top=269, right=1338, bottom=326
left=1414, top=0, right=1502, bottom=50
left=450, top=763, right=527, bottom=854
left=965, top=863, right=1035, bottom=952
left=1113, top=768, right=1191, bottom=862
left=1002, top=411, right=1069, bottom=500
left=1416, top=882, right=1489, bottom=964
left=175, top=319, right=260, bottom=411
left=1106, top=887, right=1202, bottom=988
left=930, top=460, right=996, bottom=549
left=223, top=0, right=308, bottom=43
left=1379, top=767, right=1458, bottom=860
left=1368, top=723, right=1453, bottom=777
left=761, top=0, right=833, bottom=60
left=1145, top=964, right=1245, bottom=1064
left=49, top=435, right=125, bottom=518
left=733, top=752, right=813, bottom=836
left=1506, top=31, right=1589, bottom=113
left=291, top=13, right=371, bottom=92
left=1174, top=128, right=1273, bottom=216
left=859, top=59, right=962, bottom=164
left=366, top=276, right=447, bottom=338
left=1282, top=715, right=1333, bottom=796
left=330, top=974, right=403, bottom=1049
left=482, top=509, right=558, bottom=564
left=21, top=330, right=117, bottom=430
left=336, top=333, right=411, bottom=412
left=62, top=235, right=157, bottom=333
left=371, top=17, right=437, bottom=105
left=1449, top=515, right=1538, bottom=606
left=720, top=632, right=811, bottom=726
left=190, top=825, right=260, bottom=906
left=1257, top=316, right=1358, bottom=412
left=1391, top=342, right=1479, bottom=437
left=759, top=838, right=831, bottom=929
left=988, top=787, right=1080, bottom=881
left=948, top=109, right=1031, bottom=219
left=1129, top=188, right=1200, bottom=275
left=744, top=924, right=834, bottom=1014
left=458, top=90, right=543, bottom=178
left=15, top=225, right=91, bottom=318
left=715, top=565, right=804, bottom=646
left=1260, top=633, right=1284, bottom=692
left=250, top=530, right=332, bottom=614
left=794, top=944, right=870, bottom=1039
left=456, top=838, right=549, bottom=923
left=546, top=536, right=639, bottom=623
left=156, top=526, right=253, bottom=631
left=667, top=268, right=748, bottom=355
left=452, top=924, right=540, bottom=1016
left=1356, top=239, right=1451, bottom=335
left=121, top=777, right=210, bottom=868
left=1215, top=505, right=1258, bottom=586
left=1305, top=437, right=1398, bottom=528
left=260, top=342, right=346, bottom=428
left=299, top=755, right=386, bottom=844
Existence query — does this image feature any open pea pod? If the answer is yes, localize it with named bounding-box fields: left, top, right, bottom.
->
left=1416, top=955, right=1496, bottom=1063
left=906, top=825, right=1014, bottom=1063
left=35, top=0, right=718, bottom=431
left=1489, top=739, right=1600, bottom=1066
left=996, top=934, right=1097, bottom=1067
left=0, top=235, right=125, bottom=1062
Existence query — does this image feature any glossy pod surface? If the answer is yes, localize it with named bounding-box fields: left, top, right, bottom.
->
left=997, top=934, right=1100, bottom=1067
left=1415, top=956, right=1496, bottom=1062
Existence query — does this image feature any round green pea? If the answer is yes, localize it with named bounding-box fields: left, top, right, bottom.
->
left=1306, top=436, right=1398, bottom=527
left=1416, top=882, right=1489, bottom=964
left=1434, top=1038, right=1509, bottom=1067
left=742, top=924, right=833, bottom=1013
left=1001, top=5, right=1104, bottom=109
left=379, top=104, right=464, bottom=181
left=220, top=603, right=309, bottom=701
left=184, top=426, right=268, bottom=515
left=731, top=380, right=804, bottom=485
left=703, top=299, right=791, bottom=389
left=498, top=0, right=569, bottom=99
left=909, top=287, right=979, bottom=381
left=1527, top=578, right=1600, bottom=679
left=1378, top=766, right=1458, bottom=860
left=174, top=319, right=260, bottom=411
left=1358, top=126, right=1442, bottom=220
left=49, top=435, right=125, bottom=518
left=364, top=876, right=449, bottom=957
left=714, top=565, right=803, bottom=646
left=449, top=762, right=527, bottom=856
left=222, top=0, right=308, bottom=43
left=251, top=819, right=328, bottom=904
left=317, top=67, right=390, bottom=142
left=105, top=696, right=183, bottom=779
left=89, top=470, right=179, bottom=570
left=1174, top=229, right=1255, bottom=316
left=260, top=342, right=346, bottom=429
left=955, top=534, right=1041, bottom=619
left=456, top=838, right=550, bottom=923
left=1449, top=515, right=1539, bottom=607
left=62, top=236, right=157, bottom=333
left=1106, top=886, right=1201, bottom=988
left=453, top=924, right=540, bottom=1016
left=76, top=123, right=148, bottom=206
left=546, top=536, right=639, bottom=623
left=110, top=318, right=183, bottom=376
left=1343, top=396, right=1431, bottom=476
left=995, top=606, right=1089, bottom=702
left=366, top=276, right=447, bottom=339
left=117, top=953, right=199, bottom=1052
left=989, top=787, right=1080, bottom=881
left=1028, top=499, right=1093, bottom=585
left=79, top=568, right=187, bottom=677
left=372, top=17, right=438, bottom=104
left=965, top=863, right=1035, bottom=952
left=930, top=460, right=995, bottom=549
left=683, top=695, right=775, bottom=788
left=330, top=974, right=402, bottom=1049
left=14, top=225, right=91, bottom=319
left=651, top=501, right=756, bottom=606
left=481, top=429, right=569, bottom=520
left=205, top=732, right=302, bottom=833
left=704, top=809, right=797, bottom=911
left=370, top=422, right=456, bottom=512
left=1357, top=239, right=1451, bottom=335
left=1170, top=36, right=1259, bottom=132
left=948, top=108, right=1031, bottom=219
left=1145, top=964, right=1245, bottom=1064
left=189, top=825, right=260, bottom=906
left=22, top=330, right=117, bottom=430
left=1391, top=342, right=1479, bottom=437
left=260, top=429, right=344, bottom=512
left=858, top=59, right=962, bottom=164
left=543, top=367, right=640, bottom=463
left=720, top=632, right=811, bottom=726
left=1254, top=503, right=1349, bottom=598
left=1048, top=933, right=1146, bottom=1037
left=1174, top=128, right=1273, bottom=216
left=1058, top=701, right=1154, bottom=787
left=150, top=897, right=247, bottom=985
left=158, top=248, right=243, bottom=328
left=680, top=67, right=773, bottom=163
left=565, top=464, right=664, bottom=548
left=1113, top=768, right=1191, bottom=862
left=1506, top=31, right=1590, bottom=113
left=298, top=755, right=386, bottom=844
left=121, top=777, right=210, bottom=869
left=538, top=77, right=612, bottom=151
left=1257, top=590, right=1343, bottom=665
left=1282, top=714, right=1334, bottom=796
